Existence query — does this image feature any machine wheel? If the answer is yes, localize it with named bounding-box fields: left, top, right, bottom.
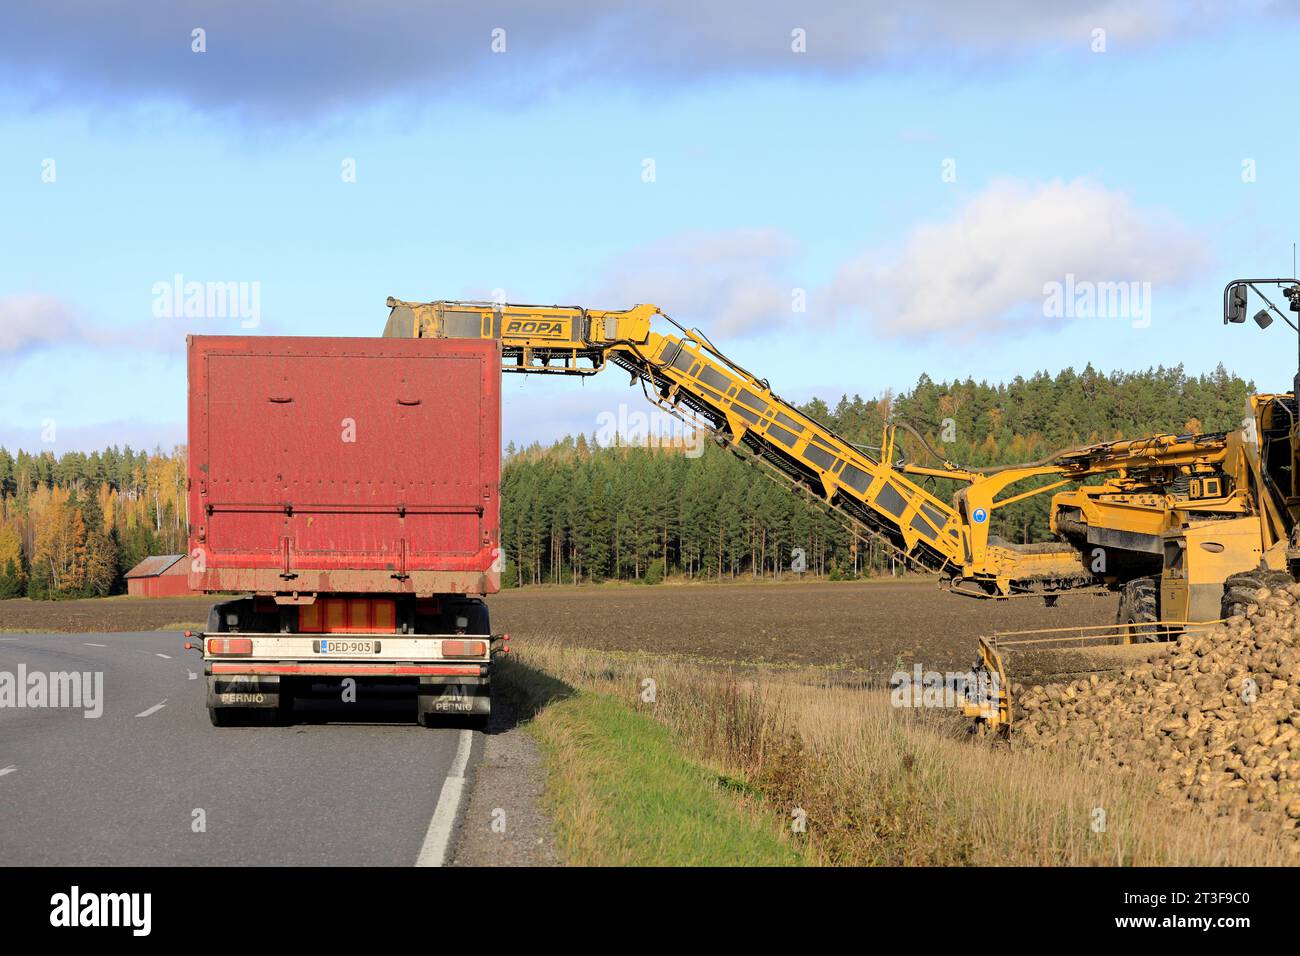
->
left=1220, top=568, right=1294, bottom=619
left=1117, top=575, right=1160, bottom=642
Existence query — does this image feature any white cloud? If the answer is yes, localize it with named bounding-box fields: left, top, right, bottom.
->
left=0, top=294, right=186, bottom=357
left=825, top=178, right=1210, bottom=340
left=586, top=228, right=800, bottom=338
left=0, top=295, right=81, bottom=354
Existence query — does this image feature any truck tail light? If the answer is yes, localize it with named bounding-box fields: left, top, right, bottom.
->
left=208, top=637, right=253, bottom=656
left=442, top=640, right=486, bottom=658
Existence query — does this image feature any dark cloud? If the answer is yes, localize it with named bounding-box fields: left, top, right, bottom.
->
left=0, top=1, right=1232, bottom=121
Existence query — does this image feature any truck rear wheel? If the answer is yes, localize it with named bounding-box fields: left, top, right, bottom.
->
left=420, top=711, right=488, bottom=730
left=1117, top=575, right=1159, bottom=642
left=208, top=702, right=290, bottom=727
left=208, top=706, right=250, bottom=727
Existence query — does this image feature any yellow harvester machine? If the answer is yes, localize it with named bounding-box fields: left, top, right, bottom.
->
left=381, top=277, right=1300, bottom=730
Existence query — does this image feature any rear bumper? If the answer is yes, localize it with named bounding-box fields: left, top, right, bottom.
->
left=209, top=662, right=485, bottom=677
left=199, top=629, right=495, bottom=715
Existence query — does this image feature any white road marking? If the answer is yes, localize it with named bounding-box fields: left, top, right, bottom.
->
left=84, top=642, right=107, bottom=648
left=0, top=766, right=16, bottom=777
left=415, top=729, right=474, bottom=867
left=136, top=700, right=167, bottom=718
left=155, top=653, right=171, bottom=659
left=187, top=671, right=198, bottom=680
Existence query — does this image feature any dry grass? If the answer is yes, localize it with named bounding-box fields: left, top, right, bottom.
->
left=492, top=654, right=805, bottom=866
left=511, top=639, right=1296, bottom=866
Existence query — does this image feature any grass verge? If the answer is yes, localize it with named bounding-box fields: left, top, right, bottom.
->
left=494, top=655, right=804, bottom=866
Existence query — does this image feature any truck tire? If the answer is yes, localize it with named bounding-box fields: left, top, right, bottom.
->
left=1221, top=568, right=1294, bottom=619
left=420, top=711, right=488, bottom=730
left=208, top=703, right=289, bottom=727
left=208, top=706, right=249, bottom=727
left=1117, top=575, right=1159, bottom=642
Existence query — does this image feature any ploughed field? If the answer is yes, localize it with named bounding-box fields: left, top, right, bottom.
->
left=492, top=578, right=1117, bottom=676
left=0, top=593, right=217, bottom=633
left=0, top=579, right=1118, bottom=677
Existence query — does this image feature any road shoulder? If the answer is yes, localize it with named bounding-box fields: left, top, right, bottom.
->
left=451, top=699, right=560, bottom=867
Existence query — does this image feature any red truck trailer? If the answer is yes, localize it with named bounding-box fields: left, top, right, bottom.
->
left=186, top=335, right=503, bottom=727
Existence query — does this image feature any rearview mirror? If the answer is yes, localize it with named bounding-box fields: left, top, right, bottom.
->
left=1226, top=283, right=1249, bottom=323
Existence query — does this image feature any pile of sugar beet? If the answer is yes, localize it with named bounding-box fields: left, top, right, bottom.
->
left=1015, top=582, right=1300, bottom=842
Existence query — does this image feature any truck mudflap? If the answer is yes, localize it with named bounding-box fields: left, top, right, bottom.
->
left=209, top=674, right=282, bottom=709
left=418, top=675, right=491, bottom=717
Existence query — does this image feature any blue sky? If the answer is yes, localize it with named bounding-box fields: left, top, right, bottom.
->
left=3, top=2, right=1300, bottom=454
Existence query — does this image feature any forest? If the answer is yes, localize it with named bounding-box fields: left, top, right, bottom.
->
left=0, top=363, right=1255, bottom=598
left=0, top=446, right=188, bottom=600
left=499, top=363, right=1253, bottom=586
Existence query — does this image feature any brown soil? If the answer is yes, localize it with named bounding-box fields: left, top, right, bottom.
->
left=0, top=578, right=1119, bottom=679
left=491, top=577, right=1117, bottom=677
left=0, top=594, right=216, bottom=633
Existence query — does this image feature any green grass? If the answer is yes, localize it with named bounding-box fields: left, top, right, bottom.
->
left=496, top=657, right=804, bottom=867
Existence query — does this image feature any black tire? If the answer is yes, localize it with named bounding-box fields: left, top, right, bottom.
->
left=420, top=711, right=488, bottom=730
left=208, top=706, right=284, bottom=727
left=1117, top=575, right=1160, bottom=642
left=1220, top=568, right=1294, bottom=619
left=418, top=705, right=489, bottom=729
left=208, top=706, right=246, bottom=727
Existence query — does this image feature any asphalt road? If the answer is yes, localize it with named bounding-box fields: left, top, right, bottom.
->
left=0, top=631, right=482, bottom=866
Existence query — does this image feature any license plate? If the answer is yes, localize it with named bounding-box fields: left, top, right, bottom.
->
left=316, top=639, right=381, bottom=655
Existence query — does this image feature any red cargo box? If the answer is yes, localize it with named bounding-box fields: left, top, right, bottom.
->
left=187, top=336, right=501, bottom=596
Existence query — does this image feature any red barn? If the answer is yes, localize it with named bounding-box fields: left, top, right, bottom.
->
left=125, top=554, right=193, bottom=597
